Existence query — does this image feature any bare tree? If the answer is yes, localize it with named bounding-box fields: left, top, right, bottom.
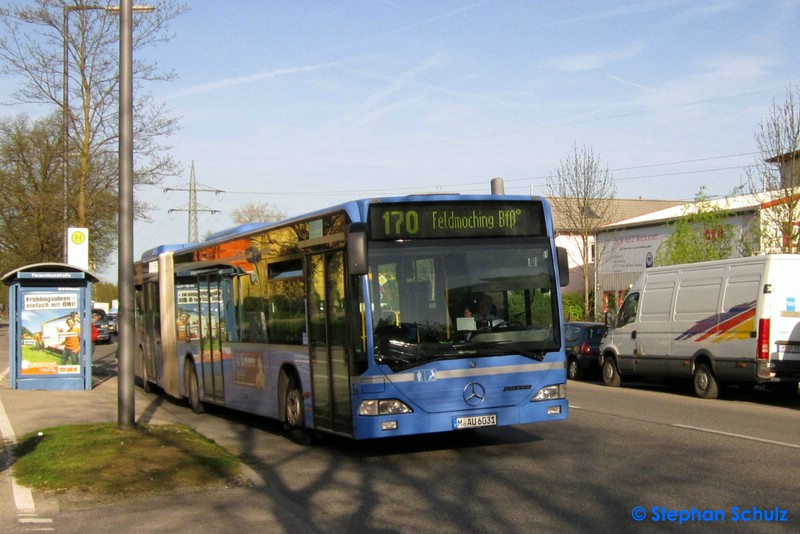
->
left=745, top=85, right=800, bottom=253
left=547, top=143, right=617, bottom=320
left=230, top=202, right=287, bottom=225
left=0, top=0, right=187, bottom=267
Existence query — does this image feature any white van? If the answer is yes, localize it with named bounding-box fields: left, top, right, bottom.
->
left=600, top=255, right=800, bottom=398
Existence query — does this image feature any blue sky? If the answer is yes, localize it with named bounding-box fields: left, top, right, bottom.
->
left=3, top=1, right=800, bottom=281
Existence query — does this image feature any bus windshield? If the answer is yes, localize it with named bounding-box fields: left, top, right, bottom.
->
left=369, top=237, right=562, bottom=372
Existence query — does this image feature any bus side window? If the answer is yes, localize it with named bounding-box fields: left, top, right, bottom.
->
left=244, top=312, right=265, bottom=342
left=242, top=296, right=266, bottom=343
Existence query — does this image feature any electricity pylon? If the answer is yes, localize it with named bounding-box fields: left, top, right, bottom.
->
left=165, top=161, right=223, bottom=242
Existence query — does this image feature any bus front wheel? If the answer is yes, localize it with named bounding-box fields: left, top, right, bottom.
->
left=185, top=362, right=204, bottom=414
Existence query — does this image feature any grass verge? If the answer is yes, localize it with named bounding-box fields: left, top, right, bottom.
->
left=12, top=422, right=249, bottom=503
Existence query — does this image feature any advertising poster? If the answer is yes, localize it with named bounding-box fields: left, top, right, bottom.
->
left=19, top=291, right=84, bottom=375
left=599, top=228, right=668, bottom=274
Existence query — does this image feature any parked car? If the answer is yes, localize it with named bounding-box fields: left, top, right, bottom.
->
left=92, top=308, right=112, bottom=344
left=565, top=321, right=608, bottom=380
left=106, top=312, right=117, bottom=334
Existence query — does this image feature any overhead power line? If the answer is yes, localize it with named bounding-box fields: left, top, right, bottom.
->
left=216, top=151, right=759, bottom=197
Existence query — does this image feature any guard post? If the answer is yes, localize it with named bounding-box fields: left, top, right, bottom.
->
left=3, top=263, right=98, bottom=390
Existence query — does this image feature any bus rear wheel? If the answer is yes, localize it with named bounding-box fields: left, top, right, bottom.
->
left=185, top=362, right=204, bottom=414
left=139, top=348, right=151, bottom=393
left=283, top=374, right=304, bottom=430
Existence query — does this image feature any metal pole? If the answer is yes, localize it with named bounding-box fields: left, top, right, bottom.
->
left=62, top=8, right=69, bottom=263
left=118, top=0, right=135, bottom=428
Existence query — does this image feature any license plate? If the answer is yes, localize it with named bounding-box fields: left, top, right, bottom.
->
left=453, top=414, right=497, bottom=430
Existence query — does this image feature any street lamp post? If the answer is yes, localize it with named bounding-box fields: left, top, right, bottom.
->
left=119, top=2, right=154, bottom=428
left=119, top=0, right=135, bottom=428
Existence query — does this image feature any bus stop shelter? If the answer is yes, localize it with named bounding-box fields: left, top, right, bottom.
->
left=3, top=263, right=99, bottom=390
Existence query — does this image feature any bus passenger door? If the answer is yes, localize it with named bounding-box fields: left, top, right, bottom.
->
left=197, top=273, right=225, bottom=403
left=141, top=281, right=161, bottom=385
left=307, top=251, right=353, bottom=436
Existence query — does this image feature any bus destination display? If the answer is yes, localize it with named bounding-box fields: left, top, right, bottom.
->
left=369, top=201, right=545, bottom=240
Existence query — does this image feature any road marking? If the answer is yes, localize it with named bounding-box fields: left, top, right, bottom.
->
left=18, top=515, right=53, bottom=523
left=672, top=424, right=800, bottom=449
left=571, top=404, right=800, bottom=449
left=0, top=367, right=41, bottom=519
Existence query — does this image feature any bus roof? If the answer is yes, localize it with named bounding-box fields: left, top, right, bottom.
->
left=204, top=222, right=274, bottom=241
left=138, top=194, right=550, bottom=262
left=139, top=243, right=193, bottom=262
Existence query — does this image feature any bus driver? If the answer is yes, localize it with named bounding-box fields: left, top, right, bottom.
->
left=464, top=293, right=496, bottom=322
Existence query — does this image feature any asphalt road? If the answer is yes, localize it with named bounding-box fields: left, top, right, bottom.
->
left=129, top=367, right=800, bottom=532
left=3, top=337, right=799, bottom=533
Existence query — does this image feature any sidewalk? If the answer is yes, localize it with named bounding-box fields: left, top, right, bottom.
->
left=0, top=326, right=318, bottom=534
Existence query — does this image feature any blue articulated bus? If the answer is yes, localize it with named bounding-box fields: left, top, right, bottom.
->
left=134, top=194, right=570, bottom=440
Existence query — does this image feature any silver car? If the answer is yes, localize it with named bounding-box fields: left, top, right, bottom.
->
left=106, top=312, right=117, bottom=334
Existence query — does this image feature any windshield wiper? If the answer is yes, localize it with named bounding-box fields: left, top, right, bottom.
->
left=471, top=340, right=548, bottom=361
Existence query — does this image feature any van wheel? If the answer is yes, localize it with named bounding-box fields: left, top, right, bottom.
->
left=602, top=356, right=621, bottom=387
left=693, top=363, right=719, bottom=399
left=567, top=358, right=581, bottom=380
left=185, top=362, right=204, bottom=413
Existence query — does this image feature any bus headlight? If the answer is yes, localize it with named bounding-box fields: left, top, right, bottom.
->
left=531, top=384, right=566, bottom=401
left=359, top=399, right=413, bottom=416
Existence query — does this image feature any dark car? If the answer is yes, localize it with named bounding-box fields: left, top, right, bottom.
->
left=565, top=321, right=608, bottom=380
left=92, top=308, right=112, bottom=344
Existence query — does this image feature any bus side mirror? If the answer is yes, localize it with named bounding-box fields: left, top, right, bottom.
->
left=347, top=222, right=369, bottom=276
left=557, top=247, right=569, bottom=287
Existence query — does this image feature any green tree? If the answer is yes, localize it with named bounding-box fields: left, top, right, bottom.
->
left=91, top=281, right=118, bottom=305
left=0, top=0, right=187, bottom=269
left=561, top=292, right=585, bottom=322
left=0, top=114, right=107, bottom=273
left=654, top=188, right=735, bottom=266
